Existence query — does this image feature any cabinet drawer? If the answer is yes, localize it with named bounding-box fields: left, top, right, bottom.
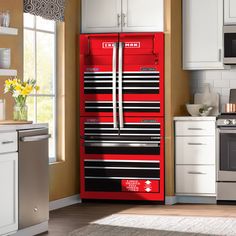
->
left=0, top=132, right=17, bottom=153
left=176, top=137, right=215, bottom=165
left=176, top=165, right=215, bottom=195
left=175, top=121, right=215, bottom=136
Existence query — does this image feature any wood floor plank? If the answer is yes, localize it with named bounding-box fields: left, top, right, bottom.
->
left=39, top=202, right=236, bottom=235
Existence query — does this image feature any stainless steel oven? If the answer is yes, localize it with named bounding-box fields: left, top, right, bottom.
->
left=224, top=26, right=236, bottom=64
left=216, top=117, right=236, bottom=202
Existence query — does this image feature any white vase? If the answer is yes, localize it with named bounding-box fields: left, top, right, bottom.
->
left=0, top=48, right=11, bottom=69
left=2, top=11, right=10, bottom=27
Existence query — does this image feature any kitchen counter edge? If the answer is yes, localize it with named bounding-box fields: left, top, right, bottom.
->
left=174, top=116, right=217, bottom=121
left=0, top=123, right=48, bottom=132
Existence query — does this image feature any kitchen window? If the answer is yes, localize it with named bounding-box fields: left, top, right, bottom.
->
left=23, top=13, right=57, bottom=162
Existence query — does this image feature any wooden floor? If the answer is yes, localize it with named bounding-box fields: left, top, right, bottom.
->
left=40, top=202, right=236, bottom=236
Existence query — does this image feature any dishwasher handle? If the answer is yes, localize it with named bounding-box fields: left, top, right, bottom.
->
left=20, top=134, right=51, bottom=142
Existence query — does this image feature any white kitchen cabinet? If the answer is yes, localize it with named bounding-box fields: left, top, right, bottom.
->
left=176, top=165, right=216, bottom=195
left=122, top=0, right=163, bottom=32
left=174, top=118, right=216, bottom=196
left=82, top=0, right=121, bottom=33
left=224, top=0, right=236, bottom=24
left=0, top=152, right=18, bottom=236
left=81, top=0, right=164, bottom=33
left=183, top=0, right=224, bottom=70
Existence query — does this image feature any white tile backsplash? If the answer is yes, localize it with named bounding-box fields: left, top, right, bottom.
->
left=222, top=70, right=236, bottom=80
left=214, top=79, right=229, bottom=88
left=190, top=69, right=236, bottom=112
left=229, top=80, right=236, bottom=88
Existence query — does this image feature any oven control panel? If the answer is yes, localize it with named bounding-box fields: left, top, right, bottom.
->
left=217, top=119, right=236, bottom=126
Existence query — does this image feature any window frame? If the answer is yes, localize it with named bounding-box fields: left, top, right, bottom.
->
left=23, top=13, right=58, bottom=163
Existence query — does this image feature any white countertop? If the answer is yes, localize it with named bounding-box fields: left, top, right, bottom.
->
left=174, top=116, right=216, bottom=121
left=0, top=123, right=48, bottom=132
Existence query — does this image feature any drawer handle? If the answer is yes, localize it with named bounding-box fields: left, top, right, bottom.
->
left=188, top=171, right=207, bottom=175
left=188, top=128, right=204, bottom=131
left=188, top=143, right=206, bottom=146
left=1, top=141, right=14, bottom=145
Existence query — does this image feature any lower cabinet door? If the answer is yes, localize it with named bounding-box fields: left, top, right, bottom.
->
left=176, top=165, right=216, bottom=195
left=0, top=153, right=18, bottom=235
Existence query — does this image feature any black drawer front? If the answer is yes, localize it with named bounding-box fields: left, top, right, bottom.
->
left=85, top=168, right=160, bottom=178
left=84, top=160, right=160, bottom=179
left=85, top=179, right=121, bottom=192
left=85, top=146, right=160, bottom=155
left=84, top=179, right=160, bottom=193
left=84, top=161, right=160, bottom=168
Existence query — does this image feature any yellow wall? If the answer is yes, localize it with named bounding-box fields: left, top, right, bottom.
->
left=0, top=0, right=23, bottom=119
left=49, top=0, right=79, bottom=200
left=165, top=0, right=190, bottom=196
left=0, top=0, right=80, bottom=201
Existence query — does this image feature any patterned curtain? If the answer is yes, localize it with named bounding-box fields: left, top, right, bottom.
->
left=24, top=0, right=65, bottom=22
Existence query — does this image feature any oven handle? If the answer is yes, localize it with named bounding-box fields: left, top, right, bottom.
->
left=112, top=43, right=118, bottom=128
left=219, top=129, right=236, bottom=134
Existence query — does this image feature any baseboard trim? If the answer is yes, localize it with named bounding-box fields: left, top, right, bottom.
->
left=11, top=221, right=48, bottom=236
left=165, top=195, right=216, bottom=205
left=176, top=196, right=216, bottom=204
left=165, top=196, right=177, bottom=205
left=49, top=194, right=82, bottom=211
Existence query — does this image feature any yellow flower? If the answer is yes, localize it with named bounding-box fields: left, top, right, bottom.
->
left=35, top=85, right=40, bottom=91
left=12, top=78, right=18, bottom=86
left=21, top=89, right=30, bottom=96
left=15, top=84, right=22, bottom=91
left=5, top=79, right=12, bottom=86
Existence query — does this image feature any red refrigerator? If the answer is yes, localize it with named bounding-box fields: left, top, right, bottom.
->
left=79, top=33, right=164, bottom=202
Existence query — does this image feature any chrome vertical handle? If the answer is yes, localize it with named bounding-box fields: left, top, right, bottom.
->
left=112, top=43, right=118, bottom=128
left=118, top=42, right=124, bottom=128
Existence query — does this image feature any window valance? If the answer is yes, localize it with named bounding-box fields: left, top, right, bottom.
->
left=24, top=0, right=65, bottom=22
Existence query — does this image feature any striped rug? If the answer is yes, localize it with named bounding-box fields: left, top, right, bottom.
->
left=69, top=214, right=236, bottom=236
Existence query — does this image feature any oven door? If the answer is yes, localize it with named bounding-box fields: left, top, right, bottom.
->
left=217, top=128, right=236, bottom=181
left=224, top=26, right=236, bottom=64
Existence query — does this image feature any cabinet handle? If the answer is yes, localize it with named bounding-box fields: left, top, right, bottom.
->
left=219, top=49, right=222, bottom=62
left=122, top=13, right=126, bottom=27
left=21, top=134, right=51, bottom=142
left=117, top=14, right=121, bottom=27
left=1, top=141, right=14, bottom=145
left=188, top=143, right=206, bottom=146
left=188, top=171, right=207, bottom=175
left=187, top=128, right=204, bottom=131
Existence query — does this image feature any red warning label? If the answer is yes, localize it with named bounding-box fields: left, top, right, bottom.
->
left=121, top=180, right=159, bottom=193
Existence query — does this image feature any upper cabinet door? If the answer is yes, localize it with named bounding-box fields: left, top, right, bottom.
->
left=81, top=0, right=121, bottom=33
left=224, top=0, right=236, bottom=24
left=122, top=0, right=164, bottom=32
left=183, top=0, right=224, bottom=70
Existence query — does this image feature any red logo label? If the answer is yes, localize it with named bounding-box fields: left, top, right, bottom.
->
left=124, top=42, right=140, bottom=48
left=102, top=42, right=141, bottom=48
left=102, top=42, right=115, bottom=48
left=121, top=180, right=159, bottom=193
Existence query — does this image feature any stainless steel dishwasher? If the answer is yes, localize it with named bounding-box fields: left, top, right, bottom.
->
left=18, top=128, right=50, bottom=229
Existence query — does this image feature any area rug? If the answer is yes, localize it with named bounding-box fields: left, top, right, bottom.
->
left=69, top=214, right=236, bottom=236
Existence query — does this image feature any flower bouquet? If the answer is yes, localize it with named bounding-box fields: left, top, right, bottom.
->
left=4, top=78, right=39, bottom=121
